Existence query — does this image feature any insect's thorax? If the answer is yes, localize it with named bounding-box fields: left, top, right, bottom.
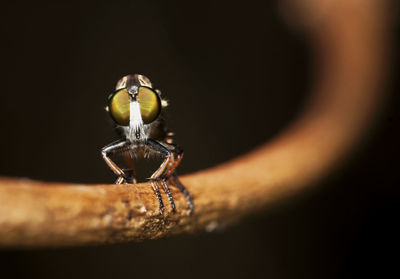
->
left=119, top=117, right=168, bottom=143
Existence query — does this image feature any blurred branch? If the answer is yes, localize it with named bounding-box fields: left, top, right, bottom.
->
left=0, top=0, right=392, bottom=247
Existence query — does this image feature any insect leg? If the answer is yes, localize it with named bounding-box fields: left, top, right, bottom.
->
left=146, top=139, right=177, bottom=211
left=170, top=172, right=194, bottom=213
left=115, top=176, right=125, bottom=184
left=154, top=142, right=194, bottom=212
left=101, top=139, right=132, bottom=184
left=147, top=139, right=193, bottom=213
left=150, top=180, right=164, bottom=213
left=164, top=145, right=183, bottom=178
left=164, top=145, right=194, bottom=213
left=160, top=179, right=176, bottom=212
left=147, top=139, right=172, bottom=180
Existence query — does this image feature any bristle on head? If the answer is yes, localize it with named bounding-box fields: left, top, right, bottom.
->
left=161, top=100, right=168, bottom=108
left=129, top=101, right=146, bottom=140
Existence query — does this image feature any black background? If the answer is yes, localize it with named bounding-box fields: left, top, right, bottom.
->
left=0, top=1, right=398, bottom=278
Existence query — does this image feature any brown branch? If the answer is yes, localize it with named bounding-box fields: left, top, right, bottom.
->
left=0, top=0, right=392, bottom=247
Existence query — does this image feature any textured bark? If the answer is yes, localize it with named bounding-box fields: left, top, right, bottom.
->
left=0, top=0, right=392, bottom=247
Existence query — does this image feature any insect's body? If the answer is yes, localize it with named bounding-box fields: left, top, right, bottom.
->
left=101, top=74, right=193, bottom=213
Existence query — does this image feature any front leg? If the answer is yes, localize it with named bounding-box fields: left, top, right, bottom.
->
left=101, top=139, right=133, bottom=184
left=146, top=139, right=175, bottom=211
left=147, top=139, right=193, bottom=213
left=115, top=169, right=136, bottom=184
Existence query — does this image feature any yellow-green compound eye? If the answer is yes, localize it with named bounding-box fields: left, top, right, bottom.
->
left=109, top=87, right=161, bottom=126
left=109, top=88, right=130, bottom=126
left=137, top=86, right=161, bottom=124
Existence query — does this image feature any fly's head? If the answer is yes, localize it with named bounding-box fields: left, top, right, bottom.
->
left=106, top=74, right=167, bottom=141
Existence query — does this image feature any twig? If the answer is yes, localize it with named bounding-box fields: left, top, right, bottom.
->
left=0, top=0, right=392, bottom=247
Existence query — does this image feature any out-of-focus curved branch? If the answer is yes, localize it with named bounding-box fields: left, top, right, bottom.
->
left=0, top=0, right=392, bottom=247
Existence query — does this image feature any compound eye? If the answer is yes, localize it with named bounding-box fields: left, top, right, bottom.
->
left=108, top=87, right=161, bottom=126
left=109, top=88, right=130, bottom=126
left=138, top=86, right=161, bottom=124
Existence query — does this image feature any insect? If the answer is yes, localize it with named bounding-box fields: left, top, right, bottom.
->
left=101, top=74, right=193, bottom=213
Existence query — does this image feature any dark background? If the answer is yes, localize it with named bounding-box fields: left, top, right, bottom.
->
left=0, top=1, right=398, bottom=278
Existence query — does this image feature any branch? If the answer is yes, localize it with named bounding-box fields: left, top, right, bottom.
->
left=0, top=0, right=392, bottom=247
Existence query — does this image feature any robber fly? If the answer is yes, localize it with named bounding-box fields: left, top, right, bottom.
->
left=101, top=74, right=193, bottom=213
